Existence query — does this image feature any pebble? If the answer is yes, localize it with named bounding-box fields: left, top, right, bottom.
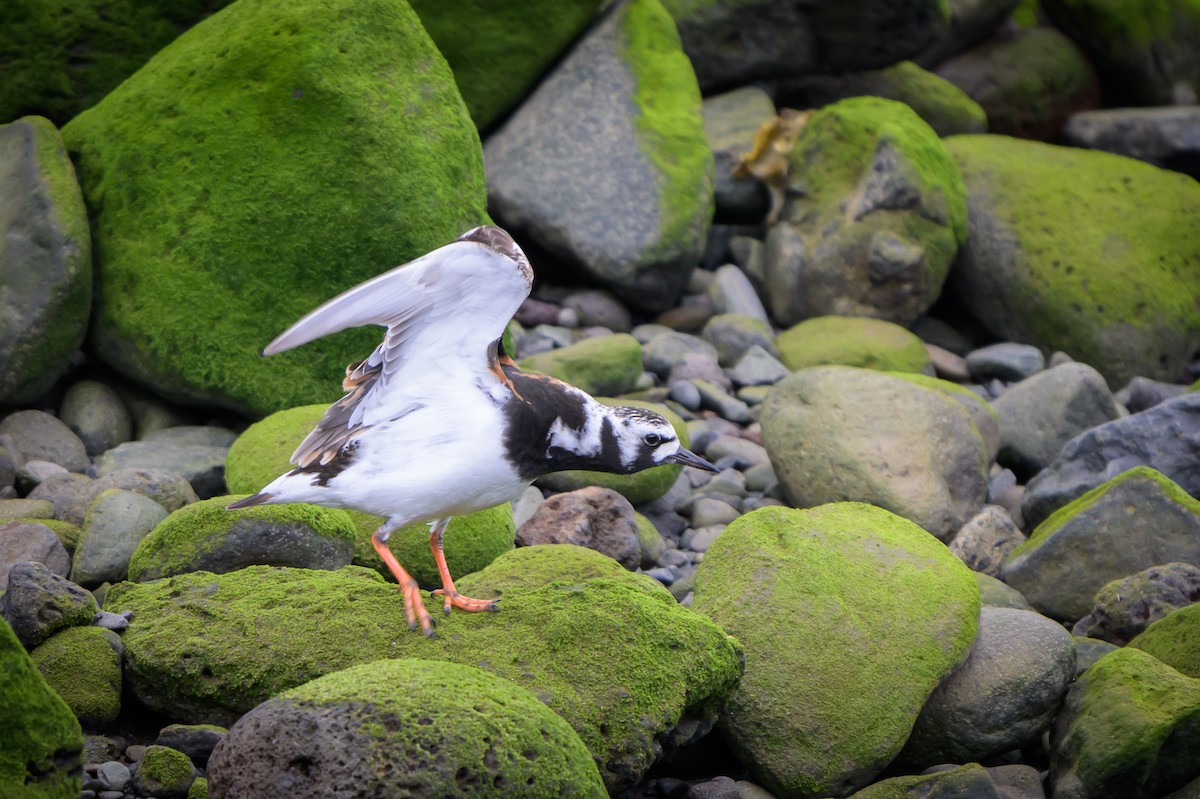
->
left=966, top=343, right=1047, bottom=382
left=669, top=380, right=702, bottom=410
left=693, top=380, right=753, bottom=423
left=728, top=345, right=790, bottom=387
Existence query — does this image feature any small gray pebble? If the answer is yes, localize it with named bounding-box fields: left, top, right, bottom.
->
left=643, top=567, right=676, bottom=585
left=97, top=761, right=131, bottom=790
left=93, top=610, right=130, bottom=632
left=669, top=380, right=702, bottom=410
left=659, top=548, right=690, bottom=567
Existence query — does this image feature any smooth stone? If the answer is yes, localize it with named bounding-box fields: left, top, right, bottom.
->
left=729, top=345, right=791, bottom=387
left=71, top=489, right=170, bottom=587
left=27, top=472, right=95, bottom=524
left=0, top=560, right=97, bottom=649
left=1072, top=563, right=1200, bottom=645
left=692, top=379, right=752, bottom=424
left=93, top=441, right=228, bottom=499
left=1062, top=106, right=1200, bottom=179
left=14, top=459, right=69, bottom=494
left=966, top=342, right=1046, bottom=382
left=0, top=497, right=55, bottom=521
left=142, top=425, right=238, bottom=448
left=0, top=410, right=89, bottom=472
left=700, top=313, right=777, bottom=368
left=59, top=380, right=133, bottom=457
left=0, top=520, right=71, bottom=587
left=516, top=486, right=641, bottom=570
left=706, top=265, right=770, bottom=327
left=562, top=289, right=633, bottom=333
left=948, top=505, right=1026, bottom=577
left=669, top=379, right=702, bottom=410
left=643, top=331, right=720, bottom=379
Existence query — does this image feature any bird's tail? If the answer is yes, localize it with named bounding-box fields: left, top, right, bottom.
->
left=226, top=492, right=275, bottom=510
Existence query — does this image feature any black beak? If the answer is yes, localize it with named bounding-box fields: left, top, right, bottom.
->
left=669, top=446, right=719, bottom=473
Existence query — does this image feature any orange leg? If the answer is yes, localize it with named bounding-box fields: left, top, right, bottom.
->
left=428, top=518, right=499, bottom=615
left=372, top=527, right=434, bottom=637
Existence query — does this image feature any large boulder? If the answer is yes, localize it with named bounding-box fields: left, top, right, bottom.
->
left=0, top=117, right=91, bottom=406
left=30, top=625, right=124, bottom=729
left=207, top=658, right=606, bottom=798
left=761, top=366, right=989, bottom=540
left=485, top=0, right=714, bottom=313
left=945, top=134, right=1200, bottom=387
left=1003, top=467, right=1200, bottom=622
left=774, top=316, right=933, bottom=374
left=1130, top=604, right=1200, bottom=679
left=61, top=0, right=488, bottom=417
left=408, top=0, right=603, bottom=130
left=693, top=503, right=980, bottom=798
left=104, top=548, right=742, bottom=791
left=1021, top=391, right=1200, bottom=528
left=0, top=616, right=83, bottom=799
left=1050, top=647, right=1200, bottom=799
left=765, top=97, right=967, bottom=327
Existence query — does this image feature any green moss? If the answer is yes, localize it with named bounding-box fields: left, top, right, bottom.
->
left=519, top=333, right=644, bottom=396
left=128, top=495, right=356, bottom=582
left=776, top=316, right=933, bottom=373
left=1130, top=604, right=1200, bottom=679
left=106, top=560, right=742, bottom=789
left=138, top=745, right=195, bottom=793
left=845, top=763, right=995, bottom=799
left=692, top=503, right=980, bottom=798
left=348, top=504, right=515, bottom=588
left=634, top=512, right=667, bottom=567
left=12, top=517, right=82, bottom=555
left=0, top=617, right=83, bottom=798
left=30, top=626, right=122, bottom=729
left=536, top=398, right=689, bottom=503
left=61, top=0, right=488, bottom=417
left=280, top=658, right=606, bottom=796
left=620, top=0, right=715, bottom=260
left=188, top=776, right=208, bottom=799
left=944, top=134, right=1200, bottom=385
left=408, top=0, right=602, bottom=130
left=881, top=62, right=987, bottom=136
left=224, top=404, right=329, bottom=494
left=455, top=543, right=670, bottom=600
left=1013, top=466, right=1196, bottom=557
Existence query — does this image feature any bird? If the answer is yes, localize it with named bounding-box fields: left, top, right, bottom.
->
left=227, top=225, right=718, bottom=637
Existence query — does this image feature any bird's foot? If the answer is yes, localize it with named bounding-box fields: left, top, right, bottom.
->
left=401, top=579, right=436, bottom=638
left=431, top=588, right=499, bottom=615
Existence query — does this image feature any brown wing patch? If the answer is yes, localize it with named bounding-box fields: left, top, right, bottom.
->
left=291, top=359, right=380, bottom=468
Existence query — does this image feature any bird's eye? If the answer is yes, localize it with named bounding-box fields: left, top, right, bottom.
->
left=643, top=433, right=662, bottom=447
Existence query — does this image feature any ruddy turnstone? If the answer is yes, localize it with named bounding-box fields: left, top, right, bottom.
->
left=228, top=225, right=717, bottom=636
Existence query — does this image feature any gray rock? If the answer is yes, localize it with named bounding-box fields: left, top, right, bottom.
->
left=1021, top=392, right=1200, bottom=529
left=693, top=379, right=752, bottom=424
left=842, top=763, right=1022, bottom=799
left=14, top=459, right=68, bottom=494
left=898, top=607, right=1076, bottom=767
left=690, top=498, right=740, bottom=528
left=915, top=0, right=1024, bottom=66
left=686, top=775, right=740, bottom=799
left=701, top=87, right=774, bottom=222
left=0, top=497, right=55, bottom=522
left=485, top=0, right=713, bottom=313
left=643, top=331, right=720, bottom=378
left=93, top=610, right=130, bottom=632
left=0, top=409, right=89, bottom=472
left=949, top=505, right=1026, bottom=576
left=562, top=289, right=633, bottom=333
left=1072, top=563, right=1200, bottom=645
left=142, top=425, right=238, bottom=448
left=0, top=116, right=92, bottom=405
left=966, top=342, right=1046, bottom=382
left=0, top=444, right=15, bottom=489
left=669, top=380, right=702, bottom=410
left=1004, top=466, right=1200, bottom=621
left=992, top=362, right=1121, bottom=477
left=1115, top=375, right=1191, bottom=413
left=976, top=572, right=1034, bottom=611
left=27, top=471, right=96, bottom=525
left=71, top=489, right=170, bottom=587
left=705, top=435, right=770, bottom=470
left=58, top=380, right=132, bottom=457
left=761, top=367, right=989, bottom=540
left=927, top=343, right=971, bottom=382
left=93, top=440, right=228, bottom=499
left=0, top=560, right=97, bottom=649
left=707, top=266, right=771, bottom=327
left=96, top=760, right=131, bottom=791
left=729, top=345, right=791, bottom=387
left=155, top=724, right=227, bottom=764
left=516, top=486, right=641, bottom=569
left=89, top=468, right=200, bottom=515
left=1072, top=636, right=1119, bottom=677
left=0, top=520, right=71, bottom=588
left=670, top=351, right=733, bottom=392
left=700, top=313, right=777, bottom=368
left=1062, top=106, right=1200, bottom=179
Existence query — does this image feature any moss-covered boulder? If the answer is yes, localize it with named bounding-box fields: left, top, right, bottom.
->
left=775, top=316, right=933, bottom=374
left=30, top=625, right=123, bottom=729
left=519, top=333, right=643, bottom=397
left=842, top=763, right=1016, bottom=799
left=61, top=0, right=488, bottom=417
left=0, top=616, right=83, bottom=798
left=536, top=398, right=689, bottom=504
left=105, top=552, right=741, bottom=791
left=765, top=97, right=967, bottom=327
left=945, top=134, right=1200, bottom=387
left=409, top=0, right=602, bottom=130
left=0, top=116, right=92, bottom=406
left=0, top=0, right=235, bottom=126
left=1130, top=604, right=1200, bottom=679
left=225, top=404, right=514, bottom=587
left=133, top=745, right=196, bottom=799
left=1002, top=467, right=1200, bottom=622
left=1050, top=647, right=1200, bottom=799
left=693, top=503, right=980, bottom=798
left=128, top=496, right=356, bottom=582
left=485, top=0, right=714, bottom=313
left=761, top=366, right=989, bottom=540
left=208, top=658, right=605, bottom=797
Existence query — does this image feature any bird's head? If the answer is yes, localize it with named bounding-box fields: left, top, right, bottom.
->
left=607, top=406, right=719, bottom=475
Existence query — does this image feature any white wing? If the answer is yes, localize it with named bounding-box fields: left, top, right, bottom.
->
left=265, top=226, right=532, bottom=440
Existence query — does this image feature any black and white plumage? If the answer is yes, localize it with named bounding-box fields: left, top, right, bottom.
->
left=228, top=225, right=716, bottom=636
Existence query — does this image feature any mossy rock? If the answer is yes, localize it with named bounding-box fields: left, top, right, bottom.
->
left=226, top=405, right=514, bottom=587
left=134, top=745, right=196, bottom=798
left=61, top=0, right=488, bottom=417
left=209, top=658, right=606, bottom=797
left=105, top=556, right=742, bottom=791
left=0, top=616, right=83, bottom=798
left=1049, top=647, right=1200, bottom=799
left=409, top=0, right=603, bottom=130
left=535, top=398, right=689, bottom=503
left=455, top=543, right=669, bottom=600
left=1130, top=604, right=1200, bottom=679
left=775, top=316, right=933, bottom=374
left=30, top=626, right=123, bottom=730
left=519, top=333, right=643, bottom=397
left=693, top=503, right=980, bottom=798
left=12, top=517, right=82, bottom=555
left=128, top=496, right=357, bottom=582
left=944, top=134, right=1200, bottom=387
